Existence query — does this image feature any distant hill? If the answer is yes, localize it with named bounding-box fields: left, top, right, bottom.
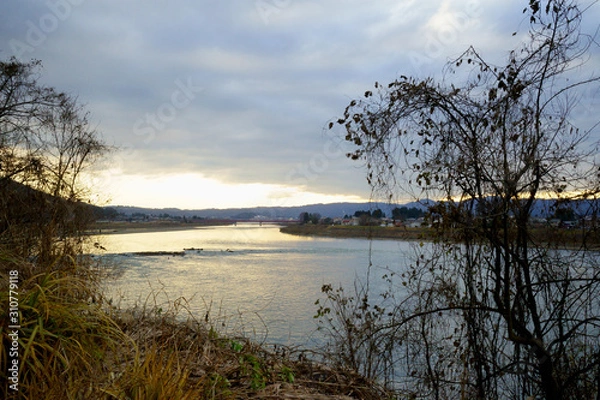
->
left=0, top=178, right=111, bottom=231
left=105, top=200, right=436, bottom=221
left=105, top=197, right=600, bottom=221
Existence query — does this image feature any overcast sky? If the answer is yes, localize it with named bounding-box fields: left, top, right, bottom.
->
left=2, top=1, right=599, bottom=209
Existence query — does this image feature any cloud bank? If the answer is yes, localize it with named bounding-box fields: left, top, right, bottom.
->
left=1, top=0, right=599, bottom=208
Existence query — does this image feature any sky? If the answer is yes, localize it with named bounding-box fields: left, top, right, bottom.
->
left=1, top=0, right=599, bottom=209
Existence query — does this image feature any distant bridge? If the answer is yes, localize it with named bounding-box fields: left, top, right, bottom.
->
left=230, top=220, right=298, bottom=226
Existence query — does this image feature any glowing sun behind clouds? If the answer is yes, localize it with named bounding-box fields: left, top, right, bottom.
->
left=94, top=171, right=366, bottom=209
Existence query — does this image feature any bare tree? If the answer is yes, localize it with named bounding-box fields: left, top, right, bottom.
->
left=0, top=58, right=108, bottom=265
left=330, top=1, right=600, bottom=398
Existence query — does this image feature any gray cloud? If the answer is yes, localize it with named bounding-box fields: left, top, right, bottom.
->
left=2, top=0, right=599, bottom=206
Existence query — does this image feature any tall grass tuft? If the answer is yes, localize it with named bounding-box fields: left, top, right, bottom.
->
left=0, top=250, right=127, bottom=399
left=103, top=345, right=204, bottom=400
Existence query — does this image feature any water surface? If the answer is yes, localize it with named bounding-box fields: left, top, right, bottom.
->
left=97, top=224, right=414, bottom=346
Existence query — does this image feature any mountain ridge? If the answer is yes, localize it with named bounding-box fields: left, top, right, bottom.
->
left=104, top=201, right=432, bottom=220
left=103, top=198, right=599, bottom=221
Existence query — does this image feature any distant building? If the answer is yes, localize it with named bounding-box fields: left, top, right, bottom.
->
left=405, top=217, right=425, bottom=228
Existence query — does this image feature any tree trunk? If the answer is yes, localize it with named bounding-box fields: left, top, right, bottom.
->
left=538, top=351, right=562, bottom=400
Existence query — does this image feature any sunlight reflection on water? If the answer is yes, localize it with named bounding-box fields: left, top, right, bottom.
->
left=96, top=224, right=414, bottom=346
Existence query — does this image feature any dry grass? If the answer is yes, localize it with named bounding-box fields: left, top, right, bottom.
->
left=0, top=252, right=128, bottom=399
left=108, top=299, right=390, bottom=400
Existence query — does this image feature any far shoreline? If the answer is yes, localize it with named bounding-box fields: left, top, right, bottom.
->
left=88, top=220, right=236, bottom=235
left=279, top=224, right=432, bottom=241
left=279, top=224, right=600, bottom=250
left=88, top=221, right=600, bottom=250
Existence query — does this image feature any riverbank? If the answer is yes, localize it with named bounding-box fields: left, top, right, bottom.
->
left=280, top=224, right=432, bottom=241
left=280, top=223, right=600, bottom=250
left=1, top=255, right=390, bottom=399
left=110, top=306, right=390, bottom=400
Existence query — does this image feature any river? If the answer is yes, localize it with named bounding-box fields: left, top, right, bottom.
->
left=96, top=223, right=416, bottom=347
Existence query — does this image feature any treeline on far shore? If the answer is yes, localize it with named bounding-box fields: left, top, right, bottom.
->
left=280, top=223, right=600, bottom=249
left=280, top=224, right=431, bottom=240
